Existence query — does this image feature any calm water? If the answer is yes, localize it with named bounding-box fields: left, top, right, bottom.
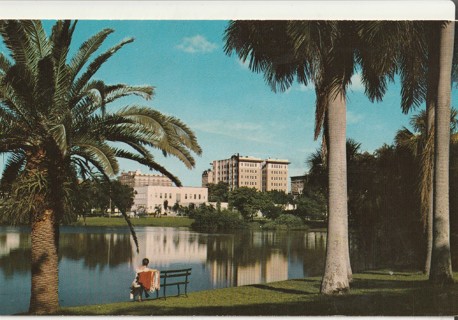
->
left=0, top=225, right=326, bottom=315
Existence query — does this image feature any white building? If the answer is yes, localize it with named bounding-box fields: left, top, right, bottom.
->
left=132, top=185, right=208, bottom=214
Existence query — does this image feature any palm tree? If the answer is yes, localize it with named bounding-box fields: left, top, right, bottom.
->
left=396, top=109, right=458, bottom=273
left=224, top=21, right=393, bottom=294
left=0, top=20, right=201, bottom=314
left=359, top=21, right=458, bottom=277
left=430, top=20, right=455, bottom=284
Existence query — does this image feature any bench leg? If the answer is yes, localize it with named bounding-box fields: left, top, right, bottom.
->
left=177, top=284, right=180, bottom=296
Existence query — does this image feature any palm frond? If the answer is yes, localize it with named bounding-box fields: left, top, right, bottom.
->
left=114, top=149, right=182, bottom=186
left=0, top=53, right=12, bottom=74
left=0, top=20, right=37, bottom=71
left=0, top=151, right=26, bottom=191
left=21, top=20, right=51, bottom=59
left=50, top=124, right=68, bottom=156
left=72, top=140, right=119, bottom=177
left=71, top=37, right=134, bottom=101
left=104, top=84, right=155, bottom=104
left=69, top=28, right=114, bottom=81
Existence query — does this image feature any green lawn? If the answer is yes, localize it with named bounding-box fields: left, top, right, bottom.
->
left=70, top=216, right=194, bottom=228
left=58, top=270, right=458, bottom=316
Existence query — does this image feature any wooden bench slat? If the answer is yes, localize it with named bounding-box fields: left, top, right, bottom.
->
left=161, top=273, right=190, bottom=278
left=160, top=268, right=192, bottom=274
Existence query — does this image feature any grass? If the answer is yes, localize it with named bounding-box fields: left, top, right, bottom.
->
left=69, top=216, right=194, bottom=228
left=58, top=270, right=458, bottom=316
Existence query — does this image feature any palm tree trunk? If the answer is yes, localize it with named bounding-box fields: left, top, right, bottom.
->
left=423, top=27, right=439, bottom=275
left=430, top=20, right=454, bottom=284
left=29, top=205, right=60, bottom=314
left=321, top=88, right=350, bottom=294
left=26, top=150, right=60, bottom=314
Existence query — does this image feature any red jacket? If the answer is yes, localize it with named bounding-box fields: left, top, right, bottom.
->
left=138, top=271, right=153, bottom=291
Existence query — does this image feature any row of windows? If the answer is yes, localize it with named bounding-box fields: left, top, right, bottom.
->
left=270, top=183, right=287, bottom=187
left=242, top=181, right=258, bottom=186
left=241, top=162, right=259, bottom=167
left=185, top=194, right=204, bottom=200
left=270, top=170, right=287, bottom=175
left=241, top=169, right=257, bottom=173
left=271, top=177, right=286, bottom=181
left=269, top=164, right=287, bottom=169
left=241, top=175, right=258, bottom=180
left=154, top=193, right=205, bottom=200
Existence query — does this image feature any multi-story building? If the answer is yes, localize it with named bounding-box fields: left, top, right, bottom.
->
left=201, top=169, right=213, bottom=187
left=290, top=175, right=307, bottom=195
left=132, top=185, right=208, bottom=214
left=203, top=154, right=289, bottom=193
left=119, top=170, right=173, bottom=188
left=262, top=158, right=290, bottom=192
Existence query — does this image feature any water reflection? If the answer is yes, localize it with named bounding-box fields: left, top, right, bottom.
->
left=60, top=232, right=133, bottom=270
left=0, top=226, right=326, bottom=314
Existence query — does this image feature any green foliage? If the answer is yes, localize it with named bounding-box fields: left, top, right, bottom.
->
left=292, top=188, right=327, bottom=221
left=260, top=202, right=283, bottom=220
left=71, top=178, right=134, bottom=216
left=263, top=214, right=305, bottom=230
left=190, top=204, right=246, bottom=232
left=228, top=187, right=263, bottom=221
left=307, top=138, right=424, bottom=268
left=207, top=181, right=229, bottom=202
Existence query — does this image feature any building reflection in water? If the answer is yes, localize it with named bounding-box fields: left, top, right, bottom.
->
left=0, top=226, right=327, bottom=288
left=132, top=227, right=207, bottom=267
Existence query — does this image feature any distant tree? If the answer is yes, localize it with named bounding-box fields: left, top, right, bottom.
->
left=265, top=190, right=292, bottom=205
left=293, top=187, right=327, bottom=221
left=207, top=181, right=229, bottom=202
left=228, top=187, right=262, bottom=221
left=109, top=180, right=134, bottom=213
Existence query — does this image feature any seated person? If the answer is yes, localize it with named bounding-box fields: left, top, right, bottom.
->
left=130, top=258, right=151, bottom=302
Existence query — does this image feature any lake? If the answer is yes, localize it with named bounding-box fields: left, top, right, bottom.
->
left=0, top=225, right=326, bottom=315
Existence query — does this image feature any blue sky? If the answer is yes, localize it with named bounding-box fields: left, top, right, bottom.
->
left=1, top=20, right=457, bottom=187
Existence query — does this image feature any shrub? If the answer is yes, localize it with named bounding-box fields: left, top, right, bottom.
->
left=191, top=205, right=247, bottom=232
left=262, top=214, right=307, bottom=231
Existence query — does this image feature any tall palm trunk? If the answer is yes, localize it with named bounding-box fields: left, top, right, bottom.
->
left=423, top=26, right=439, bottom=275
left=321, top=88, right=351, bottom=294
left=430, top=20, right=454, bottom=284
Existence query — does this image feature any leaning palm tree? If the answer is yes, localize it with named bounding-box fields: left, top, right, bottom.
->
left=0, top=20, right=201, bottom=314
left=224, top=21, right=393, bottom=294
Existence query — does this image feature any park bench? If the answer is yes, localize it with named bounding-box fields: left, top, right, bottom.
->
left=155, top=268, right=192, bottom=300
